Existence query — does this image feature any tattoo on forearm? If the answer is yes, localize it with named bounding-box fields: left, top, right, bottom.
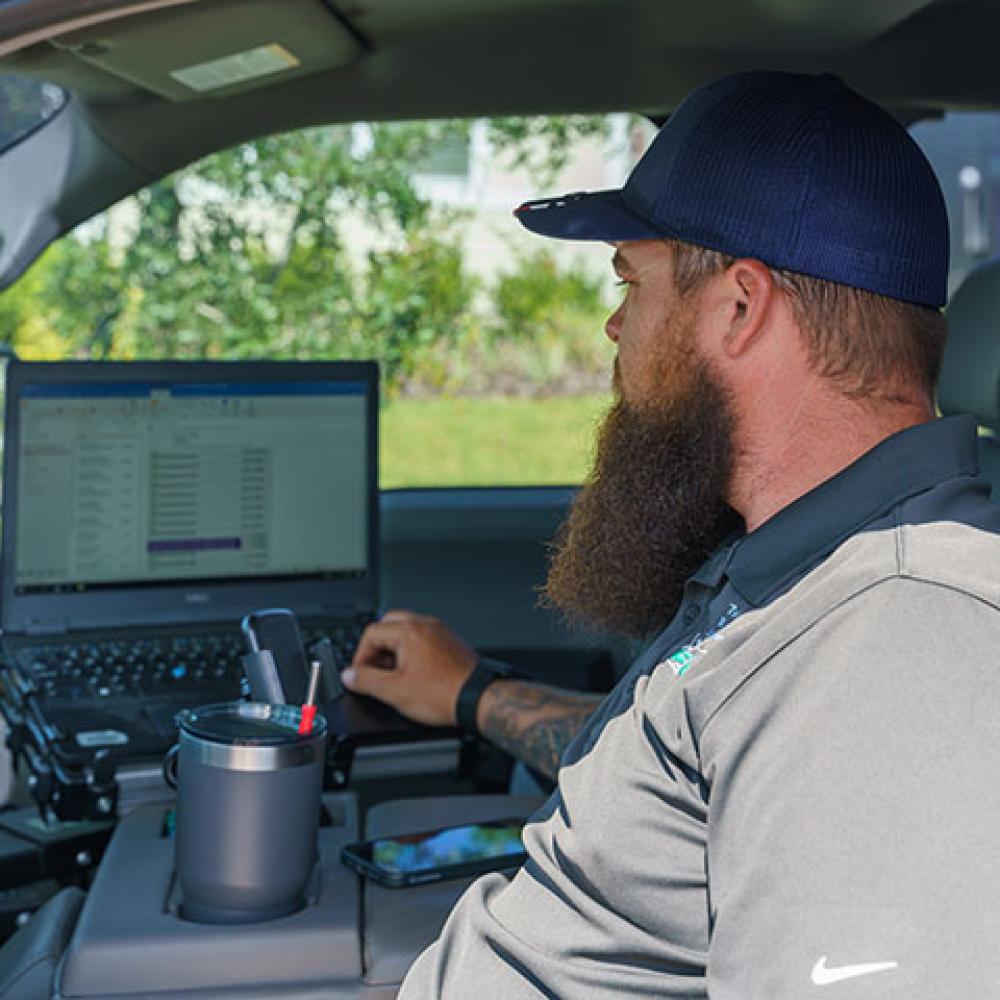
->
left=478, top=681, right=602, bottom=781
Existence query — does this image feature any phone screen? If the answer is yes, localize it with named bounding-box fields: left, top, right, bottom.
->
left=366, top=818, right=527, bottom=875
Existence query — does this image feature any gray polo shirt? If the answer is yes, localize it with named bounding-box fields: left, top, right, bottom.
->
left=400, top=415, right=1000, bottom=998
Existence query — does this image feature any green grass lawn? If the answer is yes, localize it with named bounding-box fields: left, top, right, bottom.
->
left=380, top=394, right=611, bottom=488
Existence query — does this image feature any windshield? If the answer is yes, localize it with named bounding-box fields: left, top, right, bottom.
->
left=0, top=114, right=634, bottom=488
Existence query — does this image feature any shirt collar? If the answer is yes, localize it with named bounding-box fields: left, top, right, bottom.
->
left=724, top=415, right=980, bottom=605
left=687, top=529, right=741, bottom=590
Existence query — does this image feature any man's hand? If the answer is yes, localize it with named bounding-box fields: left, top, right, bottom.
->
left=342, top=610, right=477, bottom=726
left=344, top=609, right=604, bottom=777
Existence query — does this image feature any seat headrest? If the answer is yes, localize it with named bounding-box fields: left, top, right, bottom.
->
left=938, top=258, right=1000, bottom=430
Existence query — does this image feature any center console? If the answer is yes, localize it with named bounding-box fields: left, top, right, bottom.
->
left=54, top=794, right=367, bottom=999
left=46, top=791, right=545, bottom=999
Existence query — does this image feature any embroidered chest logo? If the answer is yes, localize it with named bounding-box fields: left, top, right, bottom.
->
left=661, top=602, right=742, bottom=678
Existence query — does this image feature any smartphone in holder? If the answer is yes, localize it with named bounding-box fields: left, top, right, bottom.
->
left=241, top=608, right=310, bottom=704
left=341, top=817, right=528, bottom=888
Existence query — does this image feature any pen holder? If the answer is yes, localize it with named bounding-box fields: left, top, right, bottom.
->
left=167, top=701, right=327, bottom=925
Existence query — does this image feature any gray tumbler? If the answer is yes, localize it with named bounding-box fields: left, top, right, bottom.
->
left=168, top=701, right=327, bottom=925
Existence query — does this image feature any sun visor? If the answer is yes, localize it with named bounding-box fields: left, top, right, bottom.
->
left=49, top=0, right=365, bottom=102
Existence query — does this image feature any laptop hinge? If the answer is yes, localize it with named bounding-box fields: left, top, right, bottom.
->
left=23, top=619, right=69, bottom=637
left=316, top=601, right=371, bottom=618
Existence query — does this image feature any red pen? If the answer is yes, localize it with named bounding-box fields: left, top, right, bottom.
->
left=298, top=660, right=321, bottom=735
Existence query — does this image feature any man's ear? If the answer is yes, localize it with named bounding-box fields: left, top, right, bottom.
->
left=719, top=259, right=776, bottom=358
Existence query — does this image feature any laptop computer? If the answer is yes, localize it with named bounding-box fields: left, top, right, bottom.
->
left=0, top=358, right=413, bottom=765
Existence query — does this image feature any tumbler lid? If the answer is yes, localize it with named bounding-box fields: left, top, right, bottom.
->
left=178, top=702, right=320, bottom=746
left=176, top=702, right=326, bottom=771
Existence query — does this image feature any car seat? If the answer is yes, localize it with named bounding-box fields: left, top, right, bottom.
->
left=938, top=258, right=1000, bottom=492
left=0, top=888, right=84, bottom=999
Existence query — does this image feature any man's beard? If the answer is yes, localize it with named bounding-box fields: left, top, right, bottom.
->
left=542, top=349, right=742, bottom=640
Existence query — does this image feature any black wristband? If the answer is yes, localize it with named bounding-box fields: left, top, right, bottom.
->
left=455, top=657, right=520, bottom=736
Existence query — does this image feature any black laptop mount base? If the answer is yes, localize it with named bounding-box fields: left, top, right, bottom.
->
left=0, top=669, right=121, bottom=824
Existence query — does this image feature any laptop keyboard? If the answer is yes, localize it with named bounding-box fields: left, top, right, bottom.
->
left=15, top=617, right=370, bottom=707
left=20, top=634, right=243, bottom=703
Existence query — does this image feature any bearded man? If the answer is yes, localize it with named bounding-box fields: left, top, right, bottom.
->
left=343, top=71, right=1000, bottom=997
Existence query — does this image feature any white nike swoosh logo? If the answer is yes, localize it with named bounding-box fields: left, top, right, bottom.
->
left=811, top=955, right=899, bottom=986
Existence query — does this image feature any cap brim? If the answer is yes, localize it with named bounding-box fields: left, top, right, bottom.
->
left=513, top=188, right=671, bottom=242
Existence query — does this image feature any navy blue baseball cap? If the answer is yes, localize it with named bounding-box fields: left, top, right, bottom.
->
left=514, top=72, right=949, bottom=308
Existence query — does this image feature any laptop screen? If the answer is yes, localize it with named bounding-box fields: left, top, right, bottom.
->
left=12, top=371, right=372, bottom=596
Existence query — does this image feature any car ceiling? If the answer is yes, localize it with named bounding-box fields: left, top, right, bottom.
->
left=1, top=0, right=999, bottom=286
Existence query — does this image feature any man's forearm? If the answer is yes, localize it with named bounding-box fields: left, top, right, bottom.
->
left=476, top=680, right=603, bottom=781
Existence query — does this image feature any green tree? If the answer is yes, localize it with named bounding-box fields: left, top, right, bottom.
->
left=0, top=114, right=610, bottom=389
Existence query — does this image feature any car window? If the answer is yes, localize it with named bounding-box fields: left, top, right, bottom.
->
left=911, top=111, right=1000, bottom=295
left=0, top=75, right=66, bottom=155
left=0, top=114, right=648, bottom=489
